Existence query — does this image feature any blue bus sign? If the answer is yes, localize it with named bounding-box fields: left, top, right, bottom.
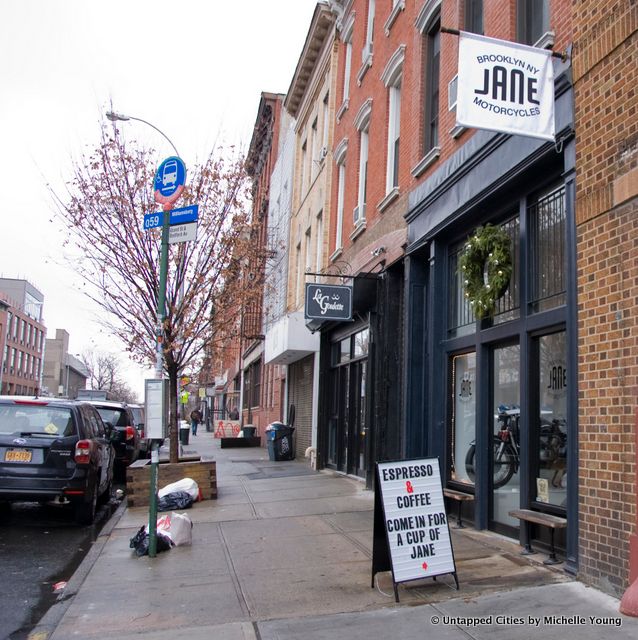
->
left=154, top=156, right=186, bottom=208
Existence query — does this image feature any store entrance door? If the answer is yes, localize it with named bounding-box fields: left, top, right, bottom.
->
left=326, top=329, right=370, bottom=478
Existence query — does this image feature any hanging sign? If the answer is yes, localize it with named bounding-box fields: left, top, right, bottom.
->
left=372, top=458, right=458, bottom=601
left=456, top=31, right=555, bottom=141
left=304, top=283, right=353, bottom=321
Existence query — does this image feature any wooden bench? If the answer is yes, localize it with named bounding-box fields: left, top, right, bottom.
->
left=509, top=508, right=567, bottom=565
left=443, top=488, right=475, bottom=528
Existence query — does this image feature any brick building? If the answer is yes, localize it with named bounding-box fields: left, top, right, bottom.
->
left=279, top=3, right=336, bottom=459
left=572, top=0, right=638, bottom=597
left=0, top=278, right=46, bottom=396
left=241, top=92, right=288, bottom=433
left=222, top=0, right=637, bottom=597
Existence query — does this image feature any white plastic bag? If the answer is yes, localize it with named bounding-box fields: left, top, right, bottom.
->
left=158, top=477, right=200, bottom=501
left=167, top=511, right=193, bottom=546
left=151, top=511, right=192, bottom=546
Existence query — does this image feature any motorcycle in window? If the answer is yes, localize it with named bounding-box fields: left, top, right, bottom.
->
left=464, top=406, right=566, bottom=489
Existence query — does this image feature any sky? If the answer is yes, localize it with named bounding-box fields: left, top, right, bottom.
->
left=0, top=0, right=318, bottom=398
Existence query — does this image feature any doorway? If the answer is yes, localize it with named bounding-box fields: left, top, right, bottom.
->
left=326, top=328, right=369, bottom=478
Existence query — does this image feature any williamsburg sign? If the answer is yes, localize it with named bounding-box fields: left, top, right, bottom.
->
left=304, top=283, right=353, bottom=321
left=456, top=31, right=555, bottom=141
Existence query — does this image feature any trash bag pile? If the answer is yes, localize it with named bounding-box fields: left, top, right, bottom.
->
left=157, top=477, right=201, bottom=512
left=130, top=477, right=199, bottom=556
left=129, top=511, right=193, bottom=556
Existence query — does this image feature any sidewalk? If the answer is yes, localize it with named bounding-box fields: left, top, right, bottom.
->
left=34, top=431, right=637, bottom=640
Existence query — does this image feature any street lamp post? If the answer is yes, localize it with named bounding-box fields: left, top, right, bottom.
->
left=106, top=110, right=183, bottom=558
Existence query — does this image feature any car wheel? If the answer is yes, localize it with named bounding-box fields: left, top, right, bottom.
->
left=74, top=484, right=97, bottom=525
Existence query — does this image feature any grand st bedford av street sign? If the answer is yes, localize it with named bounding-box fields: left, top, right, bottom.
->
left=304, top=283, right=353, bottom=321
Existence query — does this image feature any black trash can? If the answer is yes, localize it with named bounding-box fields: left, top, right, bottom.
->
left=242, top=425, right=256, bottom=438
left=266, top=422, right=295, bottom=461
left=180, top=423, right=190, bottom=445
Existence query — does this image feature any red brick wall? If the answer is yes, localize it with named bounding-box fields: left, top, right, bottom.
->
left=573, top=0, right=638, bottom=595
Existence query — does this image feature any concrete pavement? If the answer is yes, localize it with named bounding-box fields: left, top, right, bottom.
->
left=30, top=431, right=638, bottom=640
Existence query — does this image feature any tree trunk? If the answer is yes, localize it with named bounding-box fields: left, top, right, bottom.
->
left=168, top=366, right=179, bottom=463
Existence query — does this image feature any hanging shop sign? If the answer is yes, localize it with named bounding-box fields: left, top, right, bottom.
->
left=456, top=31, right=555, bottom=141
left=304, top=283, right=353, bottom=321
left=371, top=458, right=458, bottom=601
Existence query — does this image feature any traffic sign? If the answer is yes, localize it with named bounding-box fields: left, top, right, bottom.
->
left=168, top=222, right=198, bottom=244
left=143, top=212, right=163, bottom=230
left=143, top=205, right=199, bottom=231
left=154, top=156, right=186, bottom=209
left=169, top=205, right=198, bottom=225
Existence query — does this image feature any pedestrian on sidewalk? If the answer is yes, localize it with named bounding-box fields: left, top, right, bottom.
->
left=190, top=408, right=202, bottom=436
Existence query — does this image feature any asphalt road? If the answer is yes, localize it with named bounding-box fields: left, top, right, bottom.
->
left=0, top=492, right=121, bottom=640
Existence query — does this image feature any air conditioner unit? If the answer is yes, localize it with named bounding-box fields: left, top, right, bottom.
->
left=353, top=203, right=366, bottom=224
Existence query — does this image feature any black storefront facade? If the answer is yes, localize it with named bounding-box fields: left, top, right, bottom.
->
left=314, top=265, right=405, bottom=489
left=403, top=61, right=579, bottom=572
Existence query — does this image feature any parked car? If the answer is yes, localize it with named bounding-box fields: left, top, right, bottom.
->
left=129, top=404, right=149, bottom=458
left=0, top=396, right=115, bottom=524
left=86, top=401, right=141, bottom=468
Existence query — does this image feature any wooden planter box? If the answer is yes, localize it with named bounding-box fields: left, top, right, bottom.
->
left=125, top=457, right=217, bottom=508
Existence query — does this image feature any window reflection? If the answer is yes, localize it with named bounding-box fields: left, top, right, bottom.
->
left=537, top=332, right=567, bottom=506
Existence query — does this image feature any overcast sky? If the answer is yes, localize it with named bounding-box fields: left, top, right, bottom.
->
left=0, top=0, right=317, bottom=397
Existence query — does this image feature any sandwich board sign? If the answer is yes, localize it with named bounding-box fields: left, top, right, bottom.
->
left=371, top=457, right=458, bottom=601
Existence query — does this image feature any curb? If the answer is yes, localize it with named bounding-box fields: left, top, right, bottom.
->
left=26, top=498, right=129, bottom=640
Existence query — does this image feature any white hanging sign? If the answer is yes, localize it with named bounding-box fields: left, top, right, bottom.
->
left=456, top=31, right=555, bottom=141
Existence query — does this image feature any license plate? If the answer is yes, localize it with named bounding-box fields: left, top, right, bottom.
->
left=5, top=449, right=32, bottom=463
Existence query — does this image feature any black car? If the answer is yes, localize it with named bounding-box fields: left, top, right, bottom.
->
left=0, top=396, right=115, bottom=524
left=86, top=401, right=141, bottom=468
left=129, top=403, right=150, bottom=458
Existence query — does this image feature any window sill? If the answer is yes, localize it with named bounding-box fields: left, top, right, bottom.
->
left=336, top=99, right=349, bottom=123
left=411, top=147, right=440, bottom=178
left=349, top=220, right=367, bottom=241
left=330, top=247, right=343, bottom=262
left=357, top=54, right=373, bottom=86
left=377, top=187, right=400, bottom=213
left=384, top=1, right=405, bottom=36
left=449, top=125, right=467, bottom=139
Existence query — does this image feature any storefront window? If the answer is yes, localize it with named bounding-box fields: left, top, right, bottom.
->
left=448, top=245, right=476, bottom=337
left=536, top=332, right=567, bottom=507
left=491, top=345, right=521, bottom=527
left=450, top=352, right=476, bottom=485
left=493, top=215, right=520, bottom=324
left=353, top=329, right=369, bottom=357
left=529, top=186, right=566, bottom=312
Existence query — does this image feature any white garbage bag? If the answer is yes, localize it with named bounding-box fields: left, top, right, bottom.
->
left=158, top=477, right=200, bottom=501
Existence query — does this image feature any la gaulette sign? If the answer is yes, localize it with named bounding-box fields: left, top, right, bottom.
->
left=304, top=283, right=352, bottom=321
left=372, top=458, right=458, bottom=600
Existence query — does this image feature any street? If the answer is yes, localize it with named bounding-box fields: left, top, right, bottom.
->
left=0, top=493, right=120, bottom=640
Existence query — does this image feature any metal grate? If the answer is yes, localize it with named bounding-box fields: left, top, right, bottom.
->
left=529, top=186, right=566, bottom=312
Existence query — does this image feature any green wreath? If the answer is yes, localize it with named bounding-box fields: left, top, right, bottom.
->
left=459, top=223, right=513, bottom=319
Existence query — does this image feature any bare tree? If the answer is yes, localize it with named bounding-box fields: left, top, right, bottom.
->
left=80, top=349, right=138, bottom=404
left=53, top=125, right=262, bottom=461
